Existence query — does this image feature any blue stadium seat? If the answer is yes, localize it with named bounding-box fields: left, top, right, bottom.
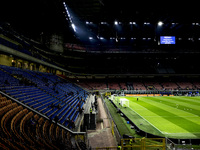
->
left=0, top=65, right=88, bottom=128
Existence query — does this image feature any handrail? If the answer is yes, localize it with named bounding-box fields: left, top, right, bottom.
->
left=0, top=90, right=86, bottom=135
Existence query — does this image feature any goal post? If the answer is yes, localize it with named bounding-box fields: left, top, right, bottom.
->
left=120, top=98, right=129, bottom=107
left=111, top=94, right=117, bottom=101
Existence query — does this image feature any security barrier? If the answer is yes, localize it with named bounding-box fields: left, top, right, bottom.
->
left=121, top=138, right=166, bottom=150
left=93, top=138, right=166, bottom=150
left=94, top=147, right=117, bottom=150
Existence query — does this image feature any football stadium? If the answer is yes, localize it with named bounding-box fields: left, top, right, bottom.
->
left=0, top=1, right=200, bottom=150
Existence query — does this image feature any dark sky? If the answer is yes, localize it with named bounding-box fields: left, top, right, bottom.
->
left=0, top=0, right=67, bottom=39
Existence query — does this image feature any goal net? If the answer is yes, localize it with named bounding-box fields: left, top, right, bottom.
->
left=120, top=98, right=129, bottom=107
left=111, top=94, right=117, bottom=101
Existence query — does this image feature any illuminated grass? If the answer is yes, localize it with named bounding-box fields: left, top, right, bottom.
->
left=104, top=98, right=138, bottom=137
left=114, top=96, right=200, bottom=139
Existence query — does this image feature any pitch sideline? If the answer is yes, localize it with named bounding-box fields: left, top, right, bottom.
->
left=119, top=97, right=165, bottom=135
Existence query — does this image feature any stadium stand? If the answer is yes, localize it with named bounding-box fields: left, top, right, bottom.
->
left=144, top=81, right=163, bottom=90
left=193, top=81, right=200, bottom=90
left=0, top=65, right=89, bottom=149
left=0, top=95, right=72, bottom=149
left=161, top=81, right=178, bottom=90
left=107, top=81, right=121, bottom=90
left=119, top=82, right=127, bottom=90
left=0, top=89, right=87, bottom=149
left=0, top=65, right=87, bottom=127
left=1, top=2, right=200, bottom=148
left=73, top=78, right=200, bottom=93
left=132, top=82, right=146, bottom=90
left=177, top=81, right=194, bottom=90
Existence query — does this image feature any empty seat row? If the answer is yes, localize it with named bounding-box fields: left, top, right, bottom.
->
left=0, top=96, right=74, bottom=149
left=0, top=65, right=88, bottom=126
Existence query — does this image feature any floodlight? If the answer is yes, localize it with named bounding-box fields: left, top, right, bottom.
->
left=144, top=22, right=150, bottom=25
left=86, top=21, right=92, bottom=24
left=71, top=23, right=76, bottom=32
left=114, top=21, right=118, bottom=25
left=101, top=22, right=107, bottom=24
left=158, top=21, right=163, bottom=26
left=129, top=22, right=136, bottom=25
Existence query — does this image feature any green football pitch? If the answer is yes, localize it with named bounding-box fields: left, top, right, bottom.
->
left=114, top=96, right=200, bottom=139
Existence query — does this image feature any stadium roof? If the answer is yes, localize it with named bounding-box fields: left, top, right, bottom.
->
left=1, top=0, right=200, bottom=74
left=1, top=0, right=200, bottom=43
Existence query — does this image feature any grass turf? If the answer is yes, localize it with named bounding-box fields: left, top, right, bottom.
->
left=113, top=96, right=200, bottom=139
left=104, top=98, right=139, bottom=137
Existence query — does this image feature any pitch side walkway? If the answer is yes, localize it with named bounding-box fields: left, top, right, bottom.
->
left=75, top=94, right=94, bottom=131
left=87, top=97, right=117, bottom=149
